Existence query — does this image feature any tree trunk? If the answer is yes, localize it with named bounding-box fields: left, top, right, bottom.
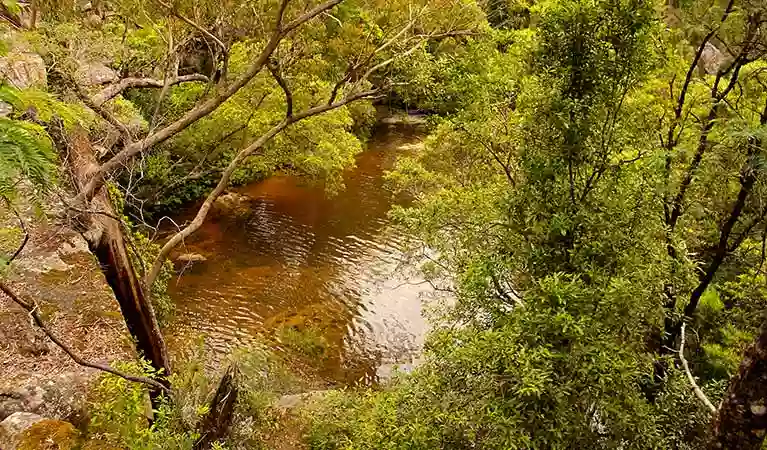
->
left=194, top=365, right=239, bottom=449
left=63, top=126, right=171, bottom=383
left=710, top=321, right=767, bottom=449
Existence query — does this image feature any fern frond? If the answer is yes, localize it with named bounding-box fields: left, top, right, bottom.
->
left=0, top=117, right=57, bottom=198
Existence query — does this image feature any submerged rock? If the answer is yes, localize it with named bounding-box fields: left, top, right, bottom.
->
left=176, top=253, right=207, bottom=263
left=213, top=192, right=252, bottom=218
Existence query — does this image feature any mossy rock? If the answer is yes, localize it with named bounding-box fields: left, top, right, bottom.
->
left=17, top=419, right=78, bottom=450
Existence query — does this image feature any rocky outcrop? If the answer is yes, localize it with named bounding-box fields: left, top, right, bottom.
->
left=0, top=413, right=78, bottom=450
left=0, top=373, right=89, bottom=426
left=0, top=52, right=46, bottom=89
left=73, top=62, right=117, bottom=87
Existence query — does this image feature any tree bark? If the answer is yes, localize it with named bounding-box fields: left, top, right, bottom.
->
left=710, top=321, right=767, bottom=449
left=194, top=365, right=239, bottom=449
left=63, top=126, right=171, bottom=383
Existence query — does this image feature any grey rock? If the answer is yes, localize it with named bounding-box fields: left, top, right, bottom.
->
left=213, top=192, right=252, bottom=217
left=176, top=253, right=207, bottom=263
left=700, top=42, right=725, bottom=75
left=274, top=390, right=331, bottom=409
left=0, top=412, right=45, bottom=450
left=0, top=52, right=46, bottom=89
left=0, top=373, right=89, bottom=426
left=74, top=62, right=117, bottom=87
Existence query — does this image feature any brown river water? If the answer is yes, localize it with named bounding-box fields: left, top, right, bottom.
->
left=166, top=123, right=436, bottom=384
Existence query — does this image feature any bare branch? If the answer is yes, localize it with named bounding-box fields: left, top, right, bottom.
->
left=75, top=81, right=134, bottom=143
left=679, top=322, right=717, bottom=413
left=157, top=0, right=227, bottom=55
left=92, top=74, right=210, bottom=107
left=0, top=280, right=170, bottom=394
left=267, top=59, right=293, bottom=118
left=281, top=0, right=344, bottom=35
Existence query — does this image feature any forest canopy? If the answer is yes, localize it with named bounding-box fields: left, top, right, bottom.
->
left=1, top=0, right=767, bottom=449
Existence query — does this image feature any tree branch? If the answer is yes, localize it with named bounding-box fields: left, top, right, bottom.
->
left=79, top=0, right=343, bottom=202
left=0, top=280, right=169, bottom=394
left=145, top=87, right=381, bottom=288
left=267, top=59, right=293, bottom=118
left=157, top=0, right=227, bottom=55
left=91, top=74, right=210, bottom=107
left=678, top=322, right=717, bottom=413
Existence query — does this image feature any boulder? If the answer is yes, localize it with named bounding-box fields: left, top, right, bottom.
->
left=700, top=42, right=725, bottom=75
left=0, top=52, right=46, bottom=89
left=176, top=253, right=207, bottom=263
left=0, top=373, right=89, bottom=426
left=73, top=63, right=117, bottom=87
left=213, top=192, right=252, bottom=218
left=0, top=412, right=45, bottom=449
left=0, top=413, right=78, bottom=450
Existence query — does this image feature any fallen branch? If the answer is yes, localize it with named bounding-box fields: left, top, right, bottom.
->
left=679, top=322, right=717, bottom=413
left=0, top=280, right=170, bottom=394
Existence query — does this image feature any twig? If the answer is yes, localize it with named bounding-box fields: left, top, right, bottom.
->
left=2, top=197, right=29, bottom=263
left=0, top=280, right=170, bottom=394
left=679, top=322, right=717, bottom=413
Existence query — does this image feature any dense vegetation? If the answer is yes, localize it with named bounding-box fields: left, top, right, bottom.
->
left=2, top=0, right=767, bottom=448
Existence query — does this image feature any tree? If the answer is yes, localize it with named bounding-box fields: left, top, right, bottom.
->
left=0, top=0, right=483, bottom=402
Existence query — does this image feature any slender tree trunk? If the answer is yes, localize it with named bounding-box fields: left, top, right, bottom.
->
left=710, top=321, right=767, bottom=449
left=63, top=126, right=171, bottom=383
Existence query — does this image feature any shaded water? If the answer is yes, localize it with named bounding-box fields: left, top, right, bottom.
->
left=166, top=123, right=434, bottom=383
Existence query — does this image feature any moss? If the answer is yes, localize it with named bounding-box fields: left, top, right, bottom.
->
left=18, top=419, right=79, bottom=450
left=0, top=225, right=23, bottom=256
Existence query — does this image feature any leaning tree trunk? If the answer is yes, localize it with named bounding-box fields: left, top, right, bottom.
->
left=63, top=125, right=171, bottom=384
left=709, top=321, right=767, bottom=449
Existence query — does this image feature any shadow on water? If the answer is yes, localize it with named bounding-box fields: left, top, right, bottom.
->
left=165, top=123, right=439, bottom=384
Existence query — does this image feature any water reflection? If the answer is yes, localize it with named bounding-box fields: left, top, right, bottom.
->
left=167, top=124, right=434, bottom=383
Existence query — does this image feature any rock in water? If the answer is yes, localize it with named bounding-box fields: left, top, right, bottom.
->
left=176, top=253, right=207, bottom=263
left=213, top=192, right=252, bottom=218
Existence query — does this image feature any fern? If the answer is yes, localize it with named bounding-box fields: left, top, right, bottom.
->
left=0, top=84, right=88, bottom=127
left=0, top=118, right=56, bottom=200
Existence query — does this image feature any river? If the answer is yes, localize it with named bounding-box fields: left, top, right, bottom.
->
left=166, top=122, right=435, bottom=384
